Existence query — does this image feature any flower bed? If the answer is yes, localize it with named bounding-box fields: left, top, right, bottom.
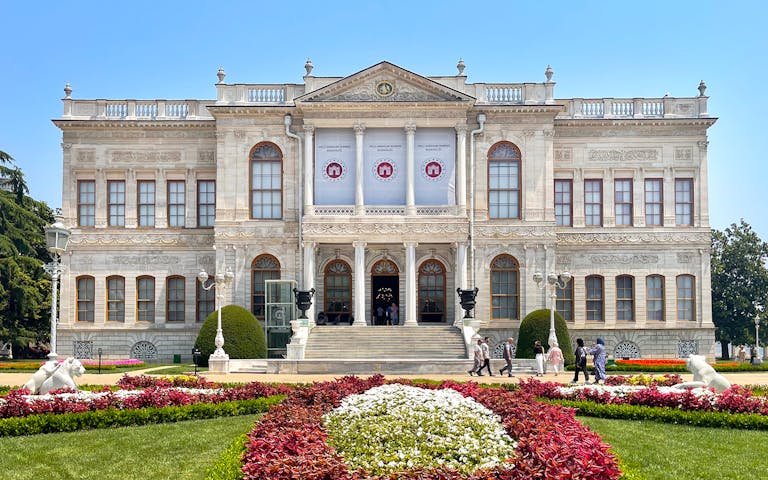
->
left=603, top=373, right=683, bottom=387
left=242, top=376, right=621, bottom=479
left=0, top=359, right=146, bottom=371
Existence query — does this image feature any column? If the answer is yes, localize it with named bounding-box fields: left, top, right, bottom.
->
left=354, top=124, right=365, bottom=215
left=455, top=124, right=468, bottom=214
left=455, top=242, right=467, bottom=324
left=404, top=241, right=418, bottom=325
left=303, top=125, right=315, bottom=215
left=405, top=124, right=416, bottom=216
left=353, top=241, right=367, bottom=326
left=303, top=241, right=316, bottom=326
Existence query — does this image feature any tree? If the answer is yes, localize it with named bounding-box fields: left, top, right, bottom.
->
left=0, top=150, right=54, bottom=353
left=711, top=220, right=768, bottom=359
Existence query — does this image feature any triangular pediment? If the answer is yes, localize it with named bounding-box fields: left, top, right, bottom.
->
left=296, top=62, right=474, bottom=104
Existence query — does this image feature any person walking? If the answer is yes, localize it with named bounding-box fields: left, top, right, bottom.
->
left=546, top=341, right=564, bottom=376
left=468, top=339, right=484, bottom=376
left=478, top=337, right=494, bottom=376
left=571, top=338, right=589, bottom=384
left=388, top=302, right=399, bottom=326
left=588, top=337, right=608, bottom=384
left=499, top=337, right=515, bottom=377
left=533, top=340, right=545, bottom=376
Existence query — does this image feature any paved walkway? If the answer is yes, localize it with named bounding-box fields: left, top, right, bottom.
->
left=2, top=366, right=767, bottom=388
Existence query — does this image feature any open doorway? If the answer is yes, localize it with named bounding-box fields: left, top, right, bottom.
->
left=371, top=275, right=399, bottom=326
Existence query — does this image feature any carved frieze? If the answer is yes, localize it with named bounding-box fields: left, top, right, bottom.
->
left=198, top=151, right=215, bottom=164
left=302, top=222, right=468, bottom=236
left=588, top=149, right=659, bottom=162
left=69, top=234, right=214, bottom=247
left=557, top=232, right=710, bottom=245
left=677, top=252, right=695, bottom=263
left=554, top=148, right=572, bottom=162
left=76, top=150, right=95, bottom=163
left=674, top=147, right=693, bottom=162
left=310, top=77, right=459, bottom=103
left=111, top=255, right=181, bottom=265
left=111, top=151, right=182, bottom=163
left=590, top=254, right=659, bottom=264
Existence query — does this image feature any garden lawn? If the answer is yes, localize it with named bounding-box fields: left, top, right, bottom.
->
left=579, top=417, right=768, bottom=479
left=0, top=414, right=260, bottom=480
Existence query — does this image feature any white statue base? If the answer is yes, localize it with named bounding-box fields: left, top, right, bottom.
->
left=208, top=355, right=230, bottom=374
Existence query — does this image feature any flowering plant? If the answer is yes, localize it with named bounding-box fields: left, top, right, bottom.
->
left=375, top=287, right=393, bottom=303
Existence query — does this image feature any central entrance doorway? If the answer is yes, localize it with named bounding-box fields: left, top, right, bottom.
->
left=371, top=259, right=399, bottom=326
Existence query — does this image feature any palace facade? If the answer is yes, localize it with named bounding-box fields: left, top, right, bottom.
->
left=53, top=60, right=716, bottom=362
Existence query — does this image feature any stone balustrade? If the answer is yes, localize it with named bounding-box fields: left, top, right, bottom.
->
left=557, top=96, right=708, bottom=119
left=215, top=84, right=303, bottom=105
left=62, top=99, right=214, bottom=120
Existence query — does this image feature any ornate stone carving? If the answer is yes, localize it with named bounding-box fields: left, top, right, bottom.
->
left=677, top=252, right=695, bottom=263
left=555, top=255, right=571, bottom=267
left=302, top=221, right=467, bottom=236
left=588, top=149, right=659, bottom=162
left=522, top=130, right=536, bottom=138
left=198, top=151, right=215, bottom=164
left=590, top=254, right=659, bottom=264
left=131, top=341, right=158, bottom=360
left=557, top=232, right=711, bottom=245
left=311, top=77, right=459, bottom=102
left=614, top=341, right=640, bottom=359
left=69, top=234, right=214, bottom=247
left=77, top=150, right=95, bottom=163
left=697, top=140, right=709, bottom=151
left=554, top=148, right=572, bottom=162
left=674, top=147, right=693, bottom=162
left=233, top=130, right=245, bottom=138
left=61, top=143, right=72, bottom=150
left=111, top=255, right=181, bottom=265
left=111, top=151, right=182, bottom=163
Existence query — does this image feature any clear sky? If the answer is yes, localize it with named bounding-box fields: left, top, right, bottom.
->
left=2, top=0, right=766, bottom=238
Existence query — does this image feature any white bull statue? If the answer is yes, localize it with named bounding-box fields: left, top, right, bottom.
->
left=23, top=357, right=85, bottom=395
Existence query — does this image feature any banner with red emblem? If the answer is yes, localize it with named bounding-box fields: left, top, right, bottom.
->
left=414, top=128, right=455, bottom=205
left=364, top=128, right=406, bottom=205
left=315, top=129, right=355, bottom=205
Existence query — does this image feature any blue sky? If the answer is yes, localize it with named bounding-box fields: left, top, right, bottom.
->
left=2, top=0, right=766, bottom=238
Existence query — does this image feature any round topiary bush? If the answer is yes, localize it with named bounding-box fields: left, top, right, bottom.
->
left=517, top=309, right=574, bottom=365
left=194, top=305, right=267, bottom=366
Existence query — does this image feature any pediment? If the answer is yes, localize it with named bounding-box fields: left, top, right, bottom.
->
left=297, top=62, right=474, bottom=104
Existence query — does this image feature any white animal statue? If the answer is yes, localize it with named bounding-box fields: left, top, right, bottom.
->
left=673, top=354, right=731, bottom=393
left=24, top=357, right=85, bottom=395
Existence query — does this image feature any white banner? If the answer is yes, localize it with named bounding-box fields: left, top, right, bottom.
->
left=414, top=129, right=455, bottom=205
left=364, top=129, right=406, bottom=205
left=315, top=129, right=355, bottom=205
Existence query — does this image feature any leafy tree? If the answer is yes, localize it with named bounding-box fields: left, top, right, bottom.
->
left=711, top=220, right=768, bottom=359
left=0, top=150, right=54, bottom=353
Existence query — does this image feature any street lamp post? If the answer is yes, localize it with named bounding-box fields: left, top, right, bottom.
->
left=197, top=267, right=234, bottom=364
left=533, top=270, right=572, bottom=347
left=43, top=215, right=70, bottom=360
left=755, top=316, right=761, bottom=363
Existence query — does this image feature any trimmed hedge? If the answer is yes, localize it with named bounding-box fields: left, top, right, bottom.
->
left=205, top=433, right=248, bottom=480
left=0, top=395, right=284, bottom=437
left=550, top=399, right=768, bottom=430
left=195, top=305, right=267, bottom=366
left=517, top=309, right=574, bottom=365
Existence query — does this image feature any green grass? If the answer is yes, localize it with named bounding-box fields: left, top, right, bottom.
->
left=146, top=365, right=209, bottom=375
left=579, top=417, right=768, bottom=479
left=0, top=414, right=259, bottom=480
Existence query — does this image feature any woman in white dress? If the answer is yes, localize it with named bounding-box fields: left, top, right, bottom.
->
left=533, top=340, right=545, bottom=376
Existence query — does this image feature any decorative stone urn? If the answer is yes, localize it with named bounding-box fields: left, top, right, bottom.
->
left=293, top=288, right=315, bottom=319
left=457, top=287, right=479, bottom=318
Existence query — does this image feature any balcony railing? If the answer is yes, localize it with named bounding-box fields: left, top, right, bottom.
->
left=62, top=99, right=213, bottom=120
left=557, top=97, right=708, bottom=119
left=311, top=206, right=458, bottom=216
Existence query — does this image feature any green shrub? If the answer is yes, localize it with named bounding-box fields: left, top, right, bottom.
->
left=195, top=305, right=267, bottom=366
left=205, top=433, right=248, bottom=480
left=517, top=309, right=574, bottom=365
left=0, top=395, right=283, bottom=437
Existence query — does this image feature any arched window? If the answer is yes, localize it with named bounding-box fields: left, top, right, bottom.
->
left=136, top=276, right=155, bottom=322
left=418, top=259, right=446, bottom=322
left=490, top=255, right=519, bottom=320
left=616, top=275, right=635, bottom=322
left=76, top=276, right=95, bottom=322
left=250, top=143, right=282, bottom=219
left=166, top=276, right=185, bottom=322
left=251, top=255, right=281, bottom=321
left=488, top=142, right=521, bottom=219
left=585, top=275, right=604, bottom=322
left=106, top=275, right=125, bottom=322
left=646, top=275, right=665, bottom=321
left=196, top=280, right=215, bottom=323
left=676, top=275, right=696, bottom=321
left=324, top=260, right=352, bottom=324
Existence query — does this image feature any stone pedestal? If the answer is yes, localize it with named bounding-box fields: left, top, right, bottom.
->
left=208, top=355, right=230, bottom=374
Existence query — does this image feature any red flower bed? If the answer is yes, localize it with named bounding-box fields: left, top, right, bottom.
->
left=615, top=359, right=686, bottom=366
left=242, top=376, right=620, bottom=479
left=604, top=374, right=683, bottom=386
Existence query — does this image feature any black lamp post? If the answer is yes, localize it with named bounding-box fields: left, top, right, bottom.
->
left=457, top=287, right=479, bottom=318
left=192, top=348, right=201, bottom=375
left=97, top=348, right=102, bottom=374
left=293, top=288, right=316, bottom=319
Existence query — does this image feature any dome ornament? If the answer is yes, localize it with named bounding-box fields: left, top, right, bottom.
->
left=698, top=80, right=707, bottom=97
left=64, top=83, right=72, bottom=98
left=545, top=65, right=554, bottom=83
left=456, top=58, right=466, bottom=76
left=217, top=67, right=226, bottom=84
left=305, top=58, right=314, bottom=76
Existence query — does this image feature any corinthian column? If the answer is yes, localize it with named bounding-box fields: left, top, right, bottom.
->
left=354, top=124, right=366, bottom=215
left=455, top=124, right=467, bottom=214
left=303, top=125, right=315, bottom=215
left=353, top=241, right=367, bottom=326
left=303, top=241, right=316, bottom=326
left=404, top=241, right=418, bottom=325
left=405, top=124, right=416, bottom=216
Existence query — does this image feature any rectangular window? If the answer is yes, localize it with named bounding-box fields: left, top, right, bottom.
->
left=644, top=179, right=663, bottom=226
left=614, top=179, right=633, bottom=226
left=556, top=282, right=574, bottom=321
left=76, top=277, right=95, bottom=322
left=107, top=276, right=125, bottom=322
left=137, top=181, right=156, bottom=227
left=197, top=180, right=215, bottom=228
left=586, top=276, right=604, bottom=321
left=167, top=181, right=186, bottom=227
left=78, top=180, right=95, bottom=227
left=616, top=276, right=635, bottom=321
left=489, top=162, right=520, bottom=219
left=646, top=276, right=664, bottom=321
left=554, top=179, right=572, bottom=227
left=197, top=282, right=215, bottom=322
left=166, top=277, right=185, bottom=322
left=137, top=277, right=155, bottom=322
left=584, top=179, right=603, bottom=226
left=107, top=181, right=126, bottom=227
left=251, top=162, right=282, bottom=219
left=675, top=178, right=693, bottom=226
left=677, top=275, right=695, bottom=321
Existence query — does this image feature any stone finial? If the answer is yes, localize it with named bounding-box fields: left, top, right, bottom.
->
left=545, top=65, right=554, bottom=82
left=698, top=80, right=707, bottom=97
left=217, top=67, right=226, bottom=84
left=64, top=83, right=72, bottom=98
left=457, top=58, right=466, bottom=76
left=305, top=58, right=314, bottom=76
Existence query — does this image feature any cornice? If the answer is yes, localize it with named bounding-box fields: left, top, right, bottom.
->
left=556, top=231, right=711, bottom=246
left=68, top=232, right=214, bottom=247
left=554, top=118, right=717, bottom=128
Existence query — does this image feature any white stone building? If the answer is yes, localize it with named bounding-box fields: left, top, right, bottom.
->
left=53, top=60, right=716, bottom=362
